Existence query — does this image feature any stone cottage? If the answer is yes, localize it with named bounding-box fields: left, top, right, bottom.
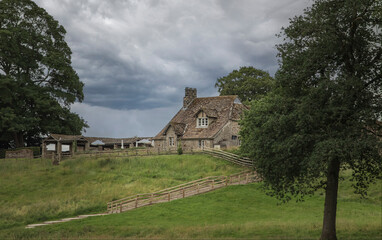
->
left=153, top=88, right=248, bottom=151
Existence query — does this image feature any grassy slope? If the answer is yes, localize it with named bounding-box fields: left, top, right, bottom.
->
left=2, top=168, right=381, bottom=239
left=0, top=154, right=242, bottom=233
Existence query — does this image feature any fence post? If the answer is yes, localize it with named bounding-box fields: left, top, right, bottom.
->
left=197, top=183, right=200, bottom=194
left=135, top=197, right=138, bottom=208
left=212, top=180, right=214, bottom=189
left=150, top=194, right=153, bottom=205
left=182, top=188, right=185, bottom=198
left=226, top=176, right=229, bottom=186
left=238, top=175, right=241, bottom=184
left=246, top=173, right=249, bottom=184
left=168, top=192, right=170, bottom=201
left=119, top=203, right=123, bottom=213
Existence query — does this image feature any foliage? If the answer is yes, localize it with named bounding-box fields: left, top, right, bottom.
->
left=1, top=171, right=380, bottom=239
left=177, top=140, right=183, bottom=155
left=215, top=66, right=275, bottom=103
left=240, top=0, right=381, bottom=239
left=0, top=0, right=87, bottom=147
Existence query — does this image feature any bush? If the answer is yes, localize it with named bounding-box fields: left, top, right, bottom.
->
left=0, top=149, right=5, bottom=159
left=177, top=141, right=183, bottom=155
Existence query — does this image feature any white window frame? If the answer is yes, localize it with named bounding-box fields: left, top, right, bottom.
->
left=197, top=117, right=208, bottom=127
left=199, top=140, right=205, bottom=148
left=169, top=137, right=175, bottom=146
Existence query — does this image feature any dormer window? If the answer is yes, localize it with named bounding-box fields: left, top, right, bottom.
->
left=198, top=117, right=208, bottom=127
left=197, top=111, right=208, bottom=128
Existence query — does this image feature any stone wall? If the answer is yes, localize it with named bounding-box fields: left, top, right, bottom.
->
left=154, top=138, right=213, bottom=152
left=213, top=120, right=241, bottom=149
left=5, top=149, right=34, bottom=159
left=183, top=87, right=197, bottom=108
left=182, top=139, right=212, bottom=150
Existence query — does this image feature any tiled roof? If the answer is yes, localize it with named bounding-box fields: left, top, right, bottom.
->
left=47, top=134, right=86, bottom=141
left=154, top=95, right=248, bottom=140
left=85, top=137, right=151, bottom=145
left=44, top=134, right=152, bottom=144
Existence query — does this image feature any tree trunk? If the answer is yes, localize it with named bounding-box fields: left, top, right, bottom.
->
left=13, top=132, right=24, bottom=148
left=320, top=158, right=340, bottom=240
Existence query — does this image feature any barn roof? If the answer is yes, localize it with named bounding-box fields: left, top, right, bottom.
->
left=44, top=134, right=87, bottom=142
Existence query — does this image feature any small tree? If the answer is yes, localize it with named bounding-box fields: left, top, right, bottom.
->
left=215, top=66, right=275, bottom=103
left=240, top=1, right=381, bottom=240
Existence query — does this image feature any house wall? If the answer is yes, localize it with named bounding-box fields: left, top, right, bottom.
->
left=154, top=138, right=213, bottom=151
left=154, top=126, right=178, bottom=150
left=181, top=139, right=212, bottom=151
left=166, top=126, right=178, bottom=150
left=213, top=120, right=241, bottom=149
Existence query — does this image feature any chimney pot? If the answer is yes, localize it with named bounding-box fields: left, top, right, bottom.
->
left=183, top=87, right=197, bottom=108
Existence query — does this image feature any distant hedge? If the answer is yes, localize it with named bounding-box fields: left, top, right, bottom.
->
left=0, top=147, right=41, bottom=159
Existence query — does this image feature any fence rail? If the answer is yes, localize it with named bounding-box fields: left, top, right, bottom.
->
left=75, top=148, right=203, bottom=159
left=107, top=170, right=259, bottom=214
left=202, top=147, right=253, bottom=167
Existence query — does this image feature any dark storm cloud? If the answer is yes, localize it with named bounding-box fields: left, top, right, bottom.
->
left=33, top=0, right=312, bottom=137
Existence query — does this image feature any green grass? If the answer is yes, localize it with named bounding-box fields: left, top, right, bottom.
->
left=4, top=171, right=381, bottom=240
left=0, top=155, right=380, bottom=239
left=0, top=154, right=242, bottom=233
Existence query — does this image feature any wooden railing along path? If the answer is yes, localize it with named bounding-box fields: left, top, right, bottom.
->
left=202, top=147, right=253, bottom=167
left=107, top=170, right=259, bottom=214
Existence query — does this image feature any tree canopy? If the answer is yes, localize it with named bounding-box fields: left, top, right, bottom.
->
left=0, top=0, right=87, bottom=147
left=215, top=66, right=275, bottom=103
left=240, top=0, right=381, bottom=239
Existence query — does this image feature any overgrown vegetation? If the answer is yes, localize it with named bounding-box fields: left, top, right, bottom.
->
left=0, top=154, right=242, bottom=233
left=1, top=170, right=380, bottom=239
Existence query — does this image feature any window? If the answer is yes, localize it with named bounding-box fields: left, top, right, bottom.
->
left=199, top=140, right=205, bottom=148
left=197, top=111, right=209, bottom=127
left=197, top=117, right=208, bottom=127
left=169, top=137, right=175, bottom=146
left=232, top=135, right=238, bottom=140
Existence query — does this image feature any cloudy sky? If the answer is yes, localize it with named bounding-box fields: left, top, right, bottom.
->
left=34, top=0, right=313, bottom=138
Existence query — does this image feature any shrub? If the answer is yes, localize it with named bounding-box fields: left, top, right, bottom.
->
left=177, top=141, right=183, bottom=155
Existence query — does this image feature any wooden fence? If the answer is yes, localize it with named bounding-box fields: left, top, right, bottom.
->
left=202, top=147, right=253, bottom=167
left=107, top=170, right=259, bottom=214
left=75, top=148, right=203, bottom=159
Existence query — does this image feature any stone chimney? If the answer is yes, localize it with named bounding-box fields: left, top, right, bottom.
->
left=183, top=87, right=197, bottom=108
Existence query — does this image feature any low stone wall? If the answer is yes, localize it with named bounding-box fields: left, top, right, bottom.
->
left=5, top=149, right=34, bottom=159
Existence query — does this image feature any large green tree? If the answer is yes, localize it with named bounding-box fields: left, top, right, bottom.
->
left=240, top=1, right=381, bottom=240
left=215, top=66, right=275, bottom=103
left=0, top=0, right=87, bottom=147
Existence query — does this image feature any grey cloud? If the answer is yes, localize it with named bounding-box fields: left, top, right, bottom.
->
left=33, top=0, right=312, bottom=136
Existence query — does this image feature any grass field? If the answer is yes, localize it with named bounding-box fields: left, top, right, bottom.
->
left=0, top=154, right=242, bottom=235
left=0, top=154, right=381, bottom=239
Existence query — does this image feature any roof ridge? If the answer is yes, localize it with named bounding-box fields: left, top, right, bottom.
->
left=195, top=95, right=238, bottom=99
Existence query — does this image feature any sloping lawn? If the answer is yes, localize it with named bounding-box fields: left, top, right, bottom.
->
left=1, top=168, right=380, bottom=239
left=0, top=154, right=242, bottom=234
